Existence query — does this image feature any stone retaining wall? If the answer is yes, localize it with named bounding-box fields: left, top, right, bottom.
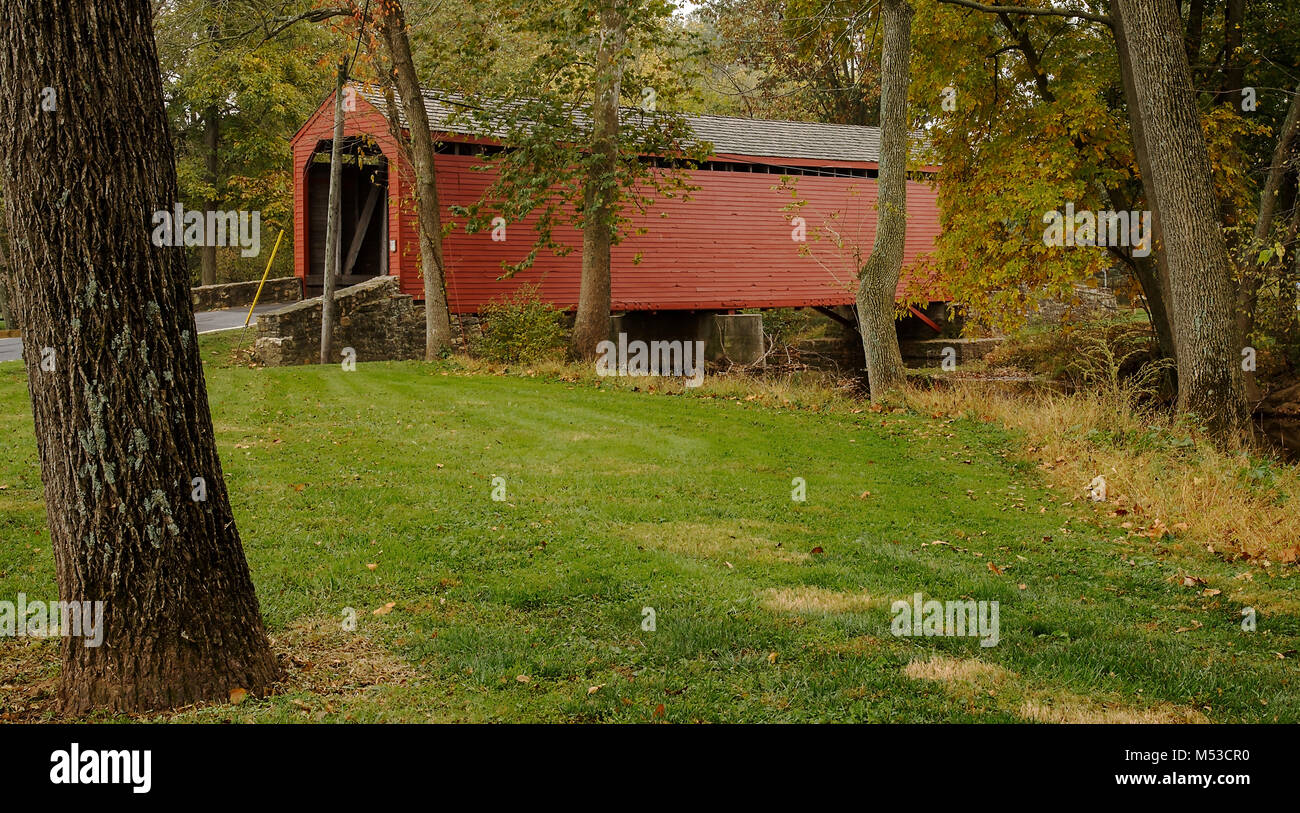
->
left=254, top=276, right=424, bottom=366
left=191, top=276, right=301, bottom=312
left=901, top=337, right=1003, bottom=366
left=1030, top=284, right=1118, bottom=324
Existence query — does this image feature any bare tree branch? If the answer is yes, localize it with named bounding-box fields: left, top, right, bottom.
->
left=934, top=0, right=1112, bottom=27
left=198, top=5, right=355, bottom=47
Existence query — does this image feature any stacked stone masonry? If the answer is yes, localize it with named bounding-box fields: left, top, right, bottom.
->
left=254, top=276, right=424, bottom=366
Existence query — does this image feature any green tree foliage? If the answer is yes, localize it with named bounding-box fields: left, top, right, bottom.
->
left=911, top=0, right=1292, bottom=342
left=910, top=3, right=1133, bottom=332
left=699, top=0, right=883, bottom=124
left=449, top=0, right=709, bottom=277
left=154, top=0, right=340, bottom=283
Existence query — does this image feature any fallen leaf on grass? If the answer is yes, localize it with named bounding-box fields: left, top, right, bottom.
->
left=229, top=688, right=248, bottom=704
left=1144, top=520, right=1170, bottom=540
left=587, top=684, right=604, bottom=695
left=372, top=602, right=396, bottom=616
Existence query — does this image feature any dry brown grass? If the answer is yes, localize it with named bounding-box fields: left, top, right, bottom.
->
left=759, top=585, right=882, bottom=614
left=625, top=520, right=812, bottom=564
left=269, top=616, right=419, bottom=697
left=446, top=352, right=863, bottom=410
left=901, top=654, right=1207, bottom=723
left=902, top=654, right=1009, bottom=685
left=1019, top=698, right=1206, bottom=724
left=908, top=382, right=1300, bottom=564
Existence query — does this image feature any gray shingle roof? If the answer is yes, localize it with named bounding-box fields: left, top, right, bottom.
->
left=684, top=112, right=881, bottom=163
left=354, top=85, right=890, bottom=165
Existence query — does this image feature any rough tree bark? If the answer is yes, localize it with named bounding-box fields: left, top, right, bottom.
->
left=321, top=58, right=346, bottom=365
left=1220, top=0, right=1245, bottom=106
left=0, top=217, right=10, bottom=328
left=1284, top=195, right=1300, bottom=348
left=380, top=0, right=453, bottom=359
left=1236, top=81, right=1300, bottom=351
left=0, top=0, right=279, bottom=712
left=1115, top=0, right=1248, bottom=437
left=855, top=0, right=911, bottom=400
left=570, top=0, right=627, bottom=361
left=1184, top=0, right=1205, bottom=70
left=1111, top=5, right=1180, bottom=371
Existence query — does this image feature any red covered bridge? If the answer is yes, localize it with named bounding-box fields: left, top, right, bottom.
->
left=290, top=84, right=944, bottom=323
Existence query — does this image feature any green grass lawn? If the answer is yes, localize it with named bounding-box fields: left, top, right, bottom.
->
left=1, top=332, right=1297, bottom=722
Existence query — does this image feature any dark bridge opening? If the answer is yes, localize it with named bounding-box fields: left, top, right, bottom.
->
left=306, top=136, right=389, bottom=296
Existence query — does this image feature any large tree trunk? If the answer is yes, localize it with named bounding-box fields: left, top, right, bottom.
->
left=1236, top=81, right=1300, bottom=356
left=0, top=0, right=279, bottom=712
left=1115, top=0, right=1248, bottom=437
left=0, top=222, right=10, bottom=329
left=570, top=0, right=626, bottom=361
left=1184, top=0, right=1205, bottom=70
left=1284, top=195, right=1300, bottom=350
left=321, top=58, right=345, bottom=365
left=380, top=1, right=453, bottom=360
left=1111, top=6, right=1180, bottom=375
left=200, top=104, right=220, bottom=286
left=854, top=0, right=911, bottom=400
left=1220, top=0, right=1245, bottom=107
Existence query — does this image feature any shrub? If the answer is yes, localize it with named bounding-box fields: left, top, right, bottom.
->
left=475, top=284, right=567, bottom=364
left=984, top=317, right=1168, bottom=400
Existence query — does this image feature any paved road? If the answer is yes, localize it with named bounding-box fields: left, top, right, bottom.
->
left=0, top=302, right=285, bottom=363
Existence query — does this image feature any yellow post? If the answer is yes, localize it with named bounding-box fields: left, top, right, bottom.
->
left=244, top=229, right=286, bottom=328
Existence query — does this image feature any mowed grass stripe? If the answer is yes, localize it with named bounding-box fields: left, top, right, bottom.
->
left=0, top=340, right=1295, bottom=722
